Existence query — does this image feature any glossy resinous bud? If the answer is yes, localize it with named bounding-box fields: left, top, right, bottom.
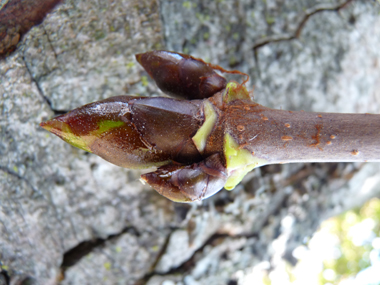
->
left=40, top=96, right=203, bottom=169
left=141, top=153, right=227, bottom=202
left=136, top=50, right=227, bottom=100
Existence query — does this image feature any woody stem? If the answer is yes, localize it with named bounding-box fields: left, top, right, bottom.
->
left=226, top=102, right=380, bottom=164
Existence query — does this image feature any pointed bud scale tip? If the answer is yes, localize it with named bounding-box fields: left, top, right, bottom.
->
left=135, top=53, right=143, bottom=64
left=39, top=120, right=51, bottom=131
left=40, top=116, right=92, bottom=153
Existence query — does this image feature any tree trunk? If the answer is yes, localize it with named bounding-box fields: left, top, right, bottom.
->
left=1, top=0, right=380, bottom=284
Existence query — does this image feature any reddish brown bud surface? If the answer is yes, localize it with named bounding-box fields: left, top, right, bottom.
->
left=41, top=51, right=380, bottom=203
left=141, top=154, right=227, bottom=202
left=135, top=50, right=227, bottom=100
left=40, top=96, right=205, bottom=170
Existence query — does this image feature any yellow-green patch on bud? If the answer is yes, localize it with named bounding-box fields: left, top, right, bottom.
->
left=192, top=100, right=217, bottom=153
left=41, top=119, right=127, bottom=153
left=223, top=82, right=251, bottom=103
left=40, top=120, right=92, bottom=153
left=223, top=133, right=267, bottom=190
left=96, top=120, right=125, bottom=135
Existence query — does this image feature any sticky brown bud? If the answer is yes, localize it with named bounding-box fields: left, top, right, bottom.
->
left=136, top=50, right=227, bottom=100
left=141, top=153, right=227, bottom=202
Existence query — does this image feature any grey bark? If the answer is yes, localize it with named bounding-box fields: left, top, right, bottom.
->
left=1, top=0, right=380, bottom=284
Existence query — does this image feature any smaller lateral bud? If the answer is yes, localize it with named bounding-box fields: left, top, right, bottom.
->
left=141, top=153, right=227, bottom=202
left=135, top=50, right=227, bottom=100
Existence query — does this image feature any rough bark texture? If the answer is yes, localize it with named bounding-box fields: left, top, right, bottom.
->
left=1, top=0, right=380, bottom=284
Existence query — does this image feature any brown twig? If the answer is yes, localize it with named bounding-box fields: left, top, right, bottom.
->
left=0, top=0, right=63, bottom=59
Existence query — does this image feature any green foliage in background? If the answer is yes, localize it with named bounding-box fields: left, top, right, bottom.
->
left=319, top=198, right=380, bottom=284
